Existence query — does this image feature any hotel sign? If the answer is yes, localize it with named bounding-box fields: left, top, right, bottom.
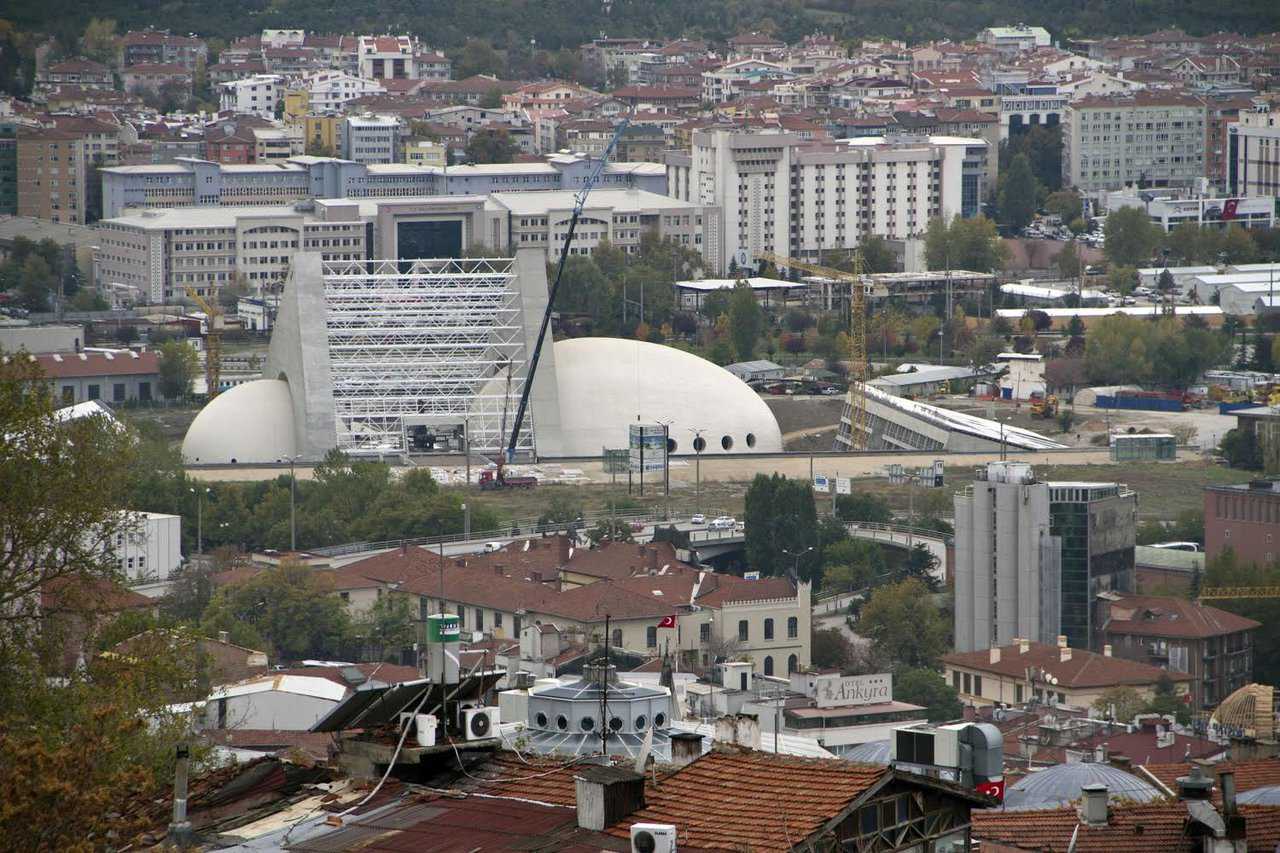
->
left=815, top=672, right=893, bottom=708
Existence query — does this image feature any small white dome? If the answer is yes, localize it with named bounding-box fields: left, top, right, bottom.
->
left=551, top=338, right=782, bottom=456
left=182, top=379, right=297, bottom=464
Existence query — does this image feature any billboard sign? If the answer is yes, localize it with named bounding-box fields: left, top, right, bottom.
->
left=835, top=477, right=852, bottom=495
left=813, top=474, right=831, bottom=492
left=815, top=672, right=892, bottom=708
left=629, top=424, right=668, bottom=473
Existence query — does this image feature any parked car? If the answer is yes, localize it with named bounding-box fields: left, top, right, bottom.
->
left=630, top=521, right=646, bottom=532
left=709, top=516, right=736, bottom=530
left=690, top=513, right=706, bottom=525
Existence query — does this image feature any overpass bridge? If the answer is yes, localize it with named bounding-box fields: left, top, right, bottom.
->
left=813, top=522, right=952, bottom=617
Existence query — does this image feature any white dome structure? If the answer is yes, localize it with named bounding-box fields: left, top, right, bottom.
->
left=182, top=379, right=298, bottom=464
left=549, top=337, right=782, bottom=456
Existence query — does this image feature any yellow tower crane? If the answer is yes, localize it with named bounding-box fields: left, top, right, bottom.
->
left=755, top=252, right=868, bottom=450
left=183, top=286, right=223, bottom=399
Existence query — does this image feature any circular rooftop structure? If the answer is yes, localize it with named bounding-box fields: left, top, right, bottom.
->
left=551, top=337, right=783, bottom=456
left=182, top=379, right=297, bottom=464
left=1239, top=785, right=1280, bottom=805
left=1001, top=762, right=1161, bottom=811
left=1212, top=683, right=1274, bottom=740
left=843, top=739, right=892, bottom=764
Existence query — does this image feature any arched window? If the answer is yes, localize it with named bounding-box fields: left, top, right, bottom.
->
left=787, top=654, right=798, bottom=674
left=611, top=628, right=623, bottom=648
left=787, top=616, right=798, bottom=639
left=763, top=656, right=774, bottom=676
left=764, top=618, right=774, bottom=640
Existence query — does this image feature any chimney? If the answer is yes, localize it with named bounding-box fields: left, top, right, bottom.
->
left=1059, top=644, right=1072, bottom=662
left=646, top=546, right=659, bottom=574
left=669, top=732, right=705, bottom=767
left=574, top=765, right=645, bottom=831
left=559, top=536, right=570, bottom=564
left=1094, top=743, right=1108, bottom=763
left=1219, top=770, right=1237, bottom=816
left=1109, top=754, right=1132, bottom=770
left=218, top=630, right=229, bottom=644
left=1103, top=644, right=1112, bottom=657
left=1079, top=784, right=1109, bottom=826
left=1176, top=763, right=1215, bottom=800
left=989, top=646, right=1002, bottom=664
left=1018, top=637, right=1031, bottom=654
left=1057, top=634, right=1068, bottom=648
left=400, top=540, right=408, bottom=556
left=165, top=743, right=193, bottom=845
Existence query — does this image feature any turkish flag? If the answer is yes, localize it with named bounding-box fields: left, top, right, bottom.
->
left=976, top=778, right=1005, bottom=802
left=1223, top=199, right=1239, bottom=220
left=657, top=615, right=677, bottom=629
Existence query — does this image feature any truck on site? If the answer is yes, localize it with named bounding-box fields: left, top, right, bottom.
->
left=478, top=461, right=537, bottom=491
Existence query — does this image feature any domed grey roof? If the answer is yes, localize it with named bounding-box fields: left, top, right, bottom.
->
left=1239, top=784, right=1280, bottom=805
left=844, top=740, right=891, bottom=764
left=1001, top=762, right=1161, bottom=811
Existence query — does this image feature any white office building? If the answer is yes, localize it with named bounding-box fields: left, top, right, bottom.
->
left=302, top=70, right=386, bottom=114
left=666, top=130, right=986, bottom=269
left=1227, top=102, right=1280, bottom=198
left=1062, top=92, right=1207, bottom=194
left=977, top=25, right=1052, bottom=53
left=341, top=114, right=401, bottom=164
left=1106, top=189, right=1275, bottom=232
left=220, top=74, right=285, bottom=118
left=111, top=511, right=182, bottom=593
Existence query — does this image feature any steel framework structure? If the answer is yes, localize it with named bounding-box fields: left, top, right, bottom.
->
left=320, top=258, right=532, bottom=455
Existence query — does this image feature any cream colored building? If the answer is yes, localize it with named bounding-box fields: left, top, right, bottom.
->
left=1062, top=92, right=1207, bottom=194
left=943, top=638, right=1193, bottom=710
left=405, top=139, right=447, bottom=168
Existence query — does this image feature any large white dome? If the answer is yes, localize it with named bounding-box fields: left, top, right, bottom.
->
left=550, top=337, right=782, bottom=456
left=182, top=379, right=298, bottom=464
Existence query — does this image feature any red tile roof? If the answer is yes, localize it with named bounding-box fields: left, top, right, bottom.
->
left=25, top=350, right=159, bottom=379
left=1102, top=594, right=1260, bottom=639
left=944, top=642, right=1193, bottom=689
left=1139, top=757, right=1280, bottom=803
left=605, top=750, right=885, bottom=851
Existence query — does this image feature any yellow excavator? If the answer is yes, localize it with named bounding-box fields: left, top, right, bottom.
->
left=1029, top=392, right=1059, bottom=419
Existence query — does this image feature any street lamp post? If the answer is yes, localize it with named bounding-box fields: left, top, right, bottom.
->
left=189, top=486, right=210, bottom=555
left=781, top=546, right=814, bottom=582
left=287, top=454, right=301, bottom=551
left=688, top=427, right=707, bottom=515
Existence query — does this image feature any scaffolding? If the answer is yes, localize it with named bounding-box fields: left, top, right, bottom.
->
left=320, top=258, right=532, bottom=455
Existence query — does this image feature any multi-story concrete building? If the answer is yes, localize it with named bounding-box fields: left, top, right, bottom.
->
left=1097, top=593, right=1257, bottom=711
left=95, top=203, right=369, bottom=302
left=17, top=119, right=121, bottom=225
left=111, top=511, right=183, bottom=589
left=666, top=129, right=985, bottom=268
left=356, top=35, right=416, bottom=81
left=976, top=25, right=1051, bottom=54
left=101, top=154, right=667, bottom=218
left=341, top=114, right=400, bottom=164
left=1062, top=92, right=1208, bottom=194
left=954, top=462, right=1137, bottom=654
left=1227, top=102, right=1280, bottom=198
left=300, top=70, right=386, bottom=114
left=1205, top=480, right=1280, bottom=566
left=120, top=30, right=208, bottom=70
left=96, top=188, right=713, bottom=302
left=0, top=121, right=15, bottom=215
left=220, top=75, right=285, bottom=119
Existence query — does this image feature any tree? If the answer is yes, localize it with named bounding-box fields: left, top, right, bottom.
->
left=998, top=153, right=1038, bottom=231
left=1092, top=685, right=1146, bottom=722
left=465, top=128, right=519, bottom=164
left=1144, top=672, right=1190, bottom=724
left=1044, top=190, right=1083, bottom=226
left=965, top=335, right=1003, bottom=372
left=0, top=352, right=136, bottom=627
left=1219, top=428, right=1263, bottom=471
left=452, top=38, right=504, bottom=79
left=587, top=518, right=634, bottom=546
left=80, top=17, right=117, bottom=64
left=479, top=87, right=503, bottom=109
left=925, top=215, right=1007, bottom=273
left=812, top=627, right=857, bottom=670
left=156, top=339, right=198, bottom=399
left=857, top=579, right=949, bottom=670
left=17, top=253, right=57, bottom=311
left=895, top=667, right=963, bottom=723
left=822, top=539, right=887, bottom=592
left=200, top=560, right=350, bottom=661
left=1085, top=314, right=1152, bottom=385
left=1108, top=264, right=1137, bottom=295
left=902, top=544, right=941, bottom=591
left=351, top=594, right=417, bottom=656
left=835, top=489, right=892, bottom=523
left=1104, top=206, right=1161, bottom=267
left=743, top=473, right=818, bottom=580
left=728, top=279, right=763, bottom=361
left=1056, top=240, right=1082, bottom=280
left=858, top=235, right=898, bottom=273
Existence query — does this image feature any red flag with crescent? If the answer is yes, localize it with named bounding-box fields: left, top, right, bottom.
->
left=657, top=615, right=677, bottom=629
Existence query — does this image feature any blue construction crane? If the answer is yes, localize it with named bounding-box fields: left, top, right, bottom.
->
left=504, top=118, right=631, bottom=462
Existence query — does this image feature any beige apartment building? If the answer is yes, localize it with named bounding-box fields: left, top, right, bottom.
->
left=328, top=536, right=812, bottom=677
left=17, top=119, right=120, bottom=224
left=1062, top=92, right=1207, bottom=194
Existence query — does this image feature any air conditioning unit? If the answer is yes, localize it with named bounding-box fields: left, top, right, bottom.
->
left=630, top=823, right=677, bottom=853
left=461, top=706, right=500, bottom=740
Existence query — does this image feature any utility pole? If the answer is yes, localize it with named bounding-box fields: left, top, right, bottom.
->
left=689, top=427, right=706, bottom=515
left=189, top=486, right=210, bottom=555
left=287, top=455, right=298, bottom=551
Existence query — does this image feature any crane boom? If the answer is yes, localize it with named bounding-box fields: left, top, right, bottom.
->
left=505, top=118, right=630, bottom=461
left=755, top=252, right=867, bottom=450
left=1198, top=586, right=1280, bottom=601
left=183, top=286, right=223, bottom=399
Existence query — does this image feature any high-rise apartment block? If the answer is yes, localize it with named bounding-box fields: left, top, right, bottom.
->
left=1062, top=92, right=1207, bottom=194
left=954, top=462, right=1137, bottom=654
left=666, top=130, right=985, bottom=268
left=1227, top=102, right=1280, bottom=198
